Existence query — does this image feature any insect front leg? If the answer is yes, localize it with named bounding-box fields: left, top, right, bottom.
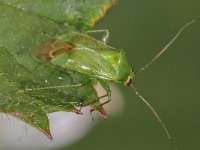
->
left=97, top=79, right=111, bottom=98
left=90, top=94, right=111, bottom=121
left=98, top=98, right=111, bottom=116
left=86, top=29, right=110, bottom=44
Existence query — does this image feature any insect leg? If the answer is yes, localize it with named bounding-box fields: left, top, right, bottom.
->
left=86, top=29, right=110, bottom=44
left=90, top=99, right=111, bottom=121
left=97, top=79, right=111, bottom=98
left=90, top=95, right=111, bottom=121
left=99, top=98, right=111, bottom=107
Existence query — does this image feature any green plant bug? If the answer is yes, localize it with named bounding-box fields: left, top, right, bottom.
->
left=36, top=20, right=195, bottom=149
left=52, top=31, right=135, bottom=87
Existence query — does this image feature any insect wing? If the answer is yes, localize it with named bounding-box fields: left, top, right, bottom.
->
left=55, top=32, right=133, bottom=83
left=51, top=46, right=117, bottom=81
left=57, top=32, right=116, bottom=52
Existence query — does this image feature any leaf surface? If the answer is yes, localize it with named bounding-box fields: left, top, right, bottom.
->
left=0, top=0, right=115, bottom=138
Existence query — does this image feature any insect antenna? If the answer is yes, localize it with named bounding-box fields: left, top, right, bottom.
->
left=131, top=85, right=178, bottom=150
left=137, top=19, right=195, bottom=73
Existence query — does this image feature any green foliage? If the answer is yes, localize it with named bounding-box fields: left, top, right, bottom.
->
left=0, top=0, right=115, bottom=138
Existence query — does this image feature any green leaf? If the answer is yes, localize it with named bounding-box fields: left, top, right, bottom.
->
left=0, top=0, right=115, bottom=138
left=0, top=0, right=115, bottom=29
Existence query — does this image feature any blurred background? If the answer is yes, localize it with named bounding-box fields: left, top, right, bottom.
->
left=65, top=0, right=200, bottom=150
left=1, top=0, right=200, bottom=150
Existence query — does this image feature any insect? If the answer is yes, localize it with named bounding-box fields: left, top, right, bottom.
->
left=36, top=20, right=195, bottom=149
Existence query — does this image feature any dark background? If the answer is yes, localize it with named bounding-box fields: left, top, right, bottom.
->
left=61, top=0, right=200, bottom=150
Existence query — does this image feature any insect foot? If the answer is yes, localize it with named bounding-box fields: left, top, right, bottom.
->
left=73, top=108, right=83, bottom=115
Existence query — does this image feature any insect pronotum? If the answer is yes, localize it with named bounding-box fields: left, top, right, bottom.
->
left=28, top=20, right=195, bottom=149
